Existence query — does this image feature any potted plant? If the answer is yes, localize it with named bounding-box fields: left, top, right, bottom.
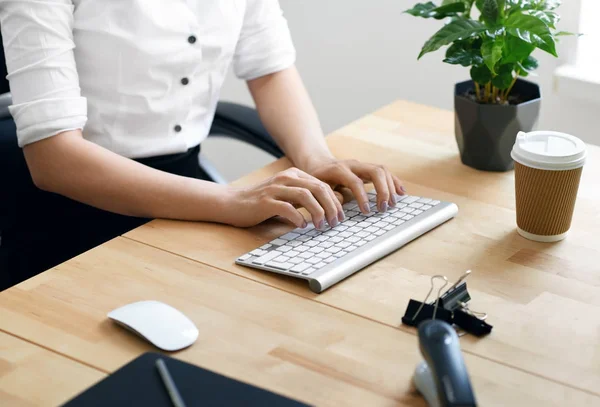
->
left=405, top=0, right=574, bottom=171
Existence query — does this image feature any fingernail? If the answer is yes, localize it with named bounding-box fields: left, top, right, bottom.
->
left=390, top=194, right=397, bottom=207
left=337, top=211, right=345, bottom=222
left=301, top=220, right=308, bottom=229
left=362, top=203, right=371, bottom=214
left=317, top=219, right=326, bottom=230
left=379, top=201, right=388, bottom=213
left=329, top=216, right=338, bottom=227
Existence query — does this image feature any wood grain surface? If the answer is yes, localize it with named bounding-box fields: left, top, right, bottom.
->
left=122, top=100, right=600, bottom=395
left=0, top=332, right=105, bottom=406
left=1, top=238, right=598, bottom=406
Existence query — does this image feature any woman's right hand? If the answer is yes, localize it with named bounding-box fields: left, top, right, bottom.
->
left=224, top=168, right=345, bottom=229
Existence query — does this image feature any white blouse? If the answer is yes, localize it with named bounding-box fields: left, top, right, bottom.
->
left=0, top=0, right=295, bottom=158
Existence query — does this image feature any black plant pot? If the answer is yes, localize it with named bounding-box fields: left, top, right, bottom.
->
left=454, top=79, right=541, bottom=172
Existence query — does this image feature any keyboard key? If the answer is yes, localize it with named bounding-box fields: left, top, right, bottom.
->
left=287, top=240, right=302, bottom=247
left=273, top=255, right=290, bottom=262
left=354, top=216, right=367, bottom=222
left=287, top=250, right=299, bottom=257
left=276, top=246, right=292, bottom=253
left=306, top=230, right=321, bottom=237
left=380, top=212, right=391, bottom=218
left=402, top=215, right=414, bottom=221
left=305, top=240, right=319, bottom=247
left=314, top=235, right=329, bottom=242
left=302, top=267, right=317, bottom=275
left=365, top=235, right=376, bottom=241
left=253, top=251, right=281, bottom=265
left=345, top=220, right=358, bottom=226
left=366, top=217, right=378, bottom=223
left=297, top=235, right=311, bottom=242
left=357, top=231, right=370, bottom=238
left=289, top=257, right=304, bottom=264
left=409, top=203, right=424, bottom=209
left=347, top=236, right=360, bottom=243
left=400, top=207, right=415, bottom=214
left=290, top=263, right=310, bottom=273
left=346, top=211, right=360, bottom=218
left=403, top=196, right=420, bottom=203
left=296, top=245, right=310, bottom=252
left=238, top=254, right=252, bottom=261
left=338, top=231, right=352, bottom=238
left=418, top=198, right=432, bottom=204
left=334, top=251, right=347, bottom=257
left=293, top=223, right=315, bottom=234
left=431, top=200, right=441, bottom=205
left=333, top=225, right=348, bottom=231
left=324, top=257, right=336, bottom=263
left=307, top=257, right=321, bottom=264
left=368, top=195, right=377, bottom=202
left=346, top=245, right=358, bottom=252
left=381, top=217, right=394, bottom=223
left=412, top=210, right=423, bottom=216
left=343, top=202, right=358, bottom=210
left=336, top=241, right=351, bottom=248
left=250, top=249, right=267, bottom=256
left=375, top=230, right=386, bottom=236
left=329, top=236, right=343, bottom=243
left=319, top=241, right=334, bottom=248
left=384, top=224, right=395, bottom=231
left=357, top=222, right=371, bottom=228
left=316, top=251, right=331, bottom=259
left=393, top=219, right=405, bottom=226
left=299, top=252, right=313, bottom=259
left=270, top=238, right=287, bottom=246
left=315, top=262, right=327, bottom=269
left=356, top=240, right=367, bottom=246
left=348, top=226, right=361, bottom=233
left=266, top=261, right=292, bottom=270
left=309, top=247, right=324, bottom=253
left=388, top=207, right=399, bottom=213
left=365, top=226, right=378, bottom=233
left=324, top=230, right=339, bottom=236
left=260, top=244, right=272, bottom=250
left=326, top=246, right=341, bottom=253
left=421, top=205, right=433, bottom=211
left=374, top=221, right=388, bottom=228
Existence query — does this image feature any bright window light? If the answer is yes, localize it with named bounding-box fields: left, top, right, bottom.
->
left=577, top=0, right=600, bottom=70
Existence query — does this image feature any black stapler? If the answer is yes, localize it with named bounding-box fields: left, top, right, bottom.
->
left=413, top=320, right=477, bottom=407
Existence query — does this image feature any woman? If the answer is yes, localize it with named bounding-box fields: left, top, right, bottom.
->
left=0, top=0, right=404, bottom=288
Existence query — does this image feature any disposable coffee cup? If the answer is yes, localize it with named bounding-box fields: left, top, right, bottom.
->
left=511, top=131, right=587, bottom=242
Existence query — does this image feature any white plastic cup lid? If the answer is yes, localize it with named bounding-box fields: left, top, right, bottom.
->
left=511, top=131, right=587, bottom=171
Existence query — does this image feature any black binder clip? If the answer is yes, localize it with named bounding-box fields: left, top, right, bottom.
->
left=402, top=270, right=493, bottom=337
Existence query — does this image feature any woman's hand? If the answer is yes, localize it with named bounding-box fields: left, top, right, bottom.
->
left=302, top=158, right=406, bottom=214
left=225, top=168, right=344, bottom=229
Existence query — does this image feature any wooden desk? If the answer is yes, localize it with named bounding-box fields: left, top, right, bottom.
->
left=123, top=100, right=600, bottom=395
left=1, top=100, right=599, bottom=406
left=0, top=331, right=104, bottom=406
left=0, top=238, right=597, bottom=406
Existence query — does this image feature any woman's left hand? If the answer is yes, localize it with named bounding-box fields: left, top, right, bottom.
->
left=302, top=158, right=406, bottom=215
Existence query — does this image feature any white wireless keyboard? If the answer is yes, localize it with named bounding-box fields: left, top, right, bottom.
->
left=236, top=192, right=458, bottom=293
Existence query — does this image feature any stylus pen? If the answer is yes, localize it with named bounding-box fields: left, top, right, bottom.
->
left=156, top=358, right=187, bottom=407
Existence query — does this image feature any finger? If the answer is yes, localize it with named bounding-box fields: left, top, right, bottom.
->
left=385, top=170, right=397, bottom=207
left=351, top=164, right=391, bottom=212
left=285, top=178, right=341, bottom=227
left=292, top=169, right=345, bottom=223
left=392, top=175, right=407, bottom=196
left=274, top=186, right=327, bottom=230
left=334, top=166, right=370, bottom=214
left=268, top=200, right=307, bottom=228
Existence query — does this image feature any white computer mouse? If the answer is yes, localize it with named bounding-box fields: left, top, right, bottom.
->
left=107, top=300, right=198, bottom=351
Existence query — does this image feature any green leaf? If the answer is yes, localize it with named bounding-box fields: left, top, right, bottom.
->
left=503, top=34, right=535, bottom=63
left=520, top=55, right=538, bottom=71
left=492, top=64, right=515, bottom=89
left=444, top=41, right=484, bottom=66
left=482, top=0, right=500, bottom=24
left=418, top=18, right=487, bottom=58
left=405, top=2, right=466, bottom=19
left=541, top=0, right=561, bottom=10
left=505, top=12, right=557, bottom=56
left=524, top=10, right=559, bottom=28
left=471, top=64, right=492, bottom=84
left=554, top=31, right=580, bottom=37
left=482, top=36, right=504, bottom=73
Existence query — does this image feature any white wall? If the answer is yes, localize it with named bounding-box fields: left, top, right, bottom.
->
left=204, top=0, right=595, bottom=182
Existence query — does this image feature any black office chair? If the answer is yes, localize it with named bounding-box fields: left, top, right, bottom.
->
left=0, top=34, right=283, bottom=289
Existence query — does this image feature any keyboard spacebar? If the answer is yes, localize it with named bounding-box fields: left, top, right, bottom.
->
left=253, top=251, right=280, bottom=265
